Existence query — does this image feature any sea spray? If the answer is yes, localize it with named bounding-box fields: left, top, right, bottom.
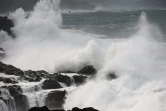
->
left=1, top=0, right=106, bottom=73
left=64, top=12, right=166, bottom=111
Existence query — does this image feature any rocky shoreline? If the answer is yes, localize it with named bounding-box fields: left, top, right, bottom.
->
left=0, top=60, right=99, bottom=111
left=0, top=15, right=99, bottom=111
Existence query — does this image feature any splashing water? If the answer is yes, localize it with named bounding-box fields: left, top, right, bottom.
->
left=64, top=12, right=166, bottom=111
left=1, top=0, right=107, bottom=73
left=0, top=0, right=166, bottom=111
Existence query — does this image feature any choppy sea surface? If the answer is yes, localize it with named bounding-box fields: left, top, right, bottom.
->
left=1, top=0, right=166, bottom=111
left=62, top=10, right=166, bottom=39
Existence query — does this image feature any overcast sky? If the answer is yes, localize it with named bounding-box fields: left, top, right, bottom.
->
left=0, top=0, right=166, bottom=13
left=86, top=0, right=166, bottom=9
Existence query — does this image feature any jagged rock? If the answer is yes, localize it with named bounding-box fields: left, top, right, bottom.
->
left=36, top=70, right=49, bottom=76
left=14, top=94, right=29, bottom=111
left=1, top=85, right=22, bottom=97
left=45, top=90, right=66, bottom=110
left=24, top=70, right=42, bottom=82
left=72, top=75, right=88, bottom=86
left=77, top=65, right=97, bottom=76
left=0, top=16, right=14, bottom=37
left=58, top=71, right=75, bottom=73
left=45, top=73, right=74, bottom=87
left=0, top=62, right=24, bottom=76
left=54, top=74, right=72, bottom=87
left=81, top=107, right=99, bottom=111
left=0, top=77, right=18, bottom=84
left=42, top=79, right=62, bottom=89
left=29, top=106, right=50, bottom=111
left=28, top=106, right=99, bottom=111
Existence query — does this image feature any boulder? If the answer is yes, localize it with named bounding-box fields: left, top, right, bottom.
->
left=0, top=16, right=14, bottom=37
left=1, top=85, right=22, bottom=97
left=0, top=62, right=24, bottom=76
left=42, top=79, right=62, bottom=89
left=72, top=75, right=88, bottom=86
left=45, top=73, right=74, bottom=87
left=29, top=106, right=50, bottom=111
left=54, top=74, right=73, bottom=87
left=28, top=106, right=99, bottom=111
left=0, top=77, right=18, bottom=84
left=24, top=70, right=42, bottom=82
left=45, top=90, right=66, bottom=110
left=77, top=65, right=97, bottom=76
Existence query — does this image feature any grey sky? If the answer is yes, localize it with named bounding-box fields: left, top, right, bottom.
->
left=0, top=0, right=166, bottom=13
left=86, top=0, right=166, bottom=9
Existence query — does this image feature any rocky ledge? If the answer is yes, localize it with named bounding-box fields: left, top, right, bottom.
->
left=0, top=61, right=99, bottom=111
left=29, top=106, right=99, bottom=111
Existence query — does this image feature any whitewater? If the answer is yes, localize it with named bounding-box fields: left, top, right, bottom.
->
left=0, top=0, right=166, bottom=111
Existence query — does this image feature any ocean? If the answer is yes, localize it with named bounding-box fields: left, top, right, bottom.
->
left=62, top=10, right=166, bottom=39
left=0, top=0, right=166, bottom=111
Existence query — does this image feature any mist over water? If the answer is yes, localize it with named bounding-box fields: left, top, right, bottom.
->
left=64, top=12, right=166, bottom=111
left=0, top=0, right=166, bottom=111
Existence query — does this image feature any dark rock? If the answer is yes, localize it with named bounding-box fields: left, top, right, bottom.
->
left=24, top=70, right=42, bottom=82
left=45, top=90, right=66, bottom=110
left=14, top=94, right=29, bottom=111
left=28, top=106, right=99, bottom=111
left=36, top=70, right=49, bottom=76
left=82, top=107, right=99, bottom=111
left=45, top=73, right=74, bottom=87
left=0, top=62, right=24, bottom=76
left=54, top=74, right=73, bottom=87
left=72, top=75, right=88, bottom=86
left=1, top=85, right=22, bottom=97
left=77, top=65, right=97, bottom=76
left=107, top=72, right=117, bottom=80
left=58, top=71, right=75, bottom=73
left=0, top=16, right=14, bottom=37
left=0, top=77, right=18, bottom=84
left=42, top=79, right=62, bottom=89
left=29, top=106, right=49, bottom=111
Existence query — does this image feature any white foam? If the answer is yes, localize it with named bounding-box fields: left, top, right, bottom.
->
left=64, top=12, right=166, bottom=111
left=0, top=0, right=166, bottom=111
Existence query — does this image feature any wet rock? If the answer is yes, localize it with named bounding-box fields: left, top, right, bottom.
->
left=54, top=74, right=73, bottom=87
left=45, top=90, right=66, bottom=110
left=1, top=85, right=22, bottom=97
left=77, top=65, right=97, bottom=76
left=58, top=71, right=75, bottom=73
left=42, top=79, right=62, bottom=89
left=28, top=106, right=99, bottom=111
left=36, top=70, right=49, bottom=76
left=24, top=70, right=42, bottom=82
left=72, top=75, right=88, bottom=86
left=81, top=107, right=99, bottom=111
left=0, top=62, right=24, bottom=76
left=0, top=77, right=18, bottom=84
left=14, top=94, right=29, bottom=111
left=45, top=73, right=74, bottom=87
left=0, top=16, right=14, bottom=37
left=29, top=106, right=50, bottom=111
